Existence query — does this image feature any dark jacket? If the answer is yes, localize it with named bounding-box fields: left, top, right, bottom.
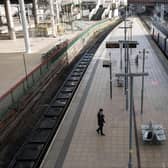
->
left=97, top=112, right=105, bottom=126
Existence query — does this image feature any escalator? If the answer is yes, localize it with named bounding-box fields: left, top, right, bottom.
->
left=91, top=5, right=105, bottom=20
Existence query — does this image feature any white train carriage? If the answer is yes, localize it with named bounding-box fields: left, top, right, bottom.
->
left=151, top=23, right=168, bottom=58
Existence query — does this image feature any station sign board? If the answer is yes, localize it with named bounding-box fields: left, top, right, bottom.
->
left=106, top=41, right=138, bottom=48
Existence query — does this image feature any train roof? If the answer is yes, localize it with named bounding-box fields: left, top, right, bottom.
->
left=153, top=21, right=168, bottom=37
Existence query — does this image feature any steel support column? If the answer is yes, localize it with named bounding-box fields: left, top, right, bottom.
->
left=56, top=0, right=60, bottom=26
left=19, top=0, right=31, bottom=53
left=4, top=0, right=16, bottom=40
left=33, top=0, right=39, bottom=26
left=49, top=0, right=56, bottom=37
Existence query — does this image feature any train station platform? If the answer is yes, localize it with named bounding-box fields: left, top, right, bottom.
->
left=0, top=20, right=97, bottom=96
left=40, top=17, right=168, bottom=168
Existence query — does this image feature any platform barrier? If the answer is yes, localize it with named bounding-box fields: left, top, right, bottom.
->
left=0, top=18, right=121, bottom=120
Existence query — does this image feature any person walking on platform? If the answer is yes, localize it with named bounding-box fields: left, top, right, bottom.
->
left=96, top=108, right=105, bottom=136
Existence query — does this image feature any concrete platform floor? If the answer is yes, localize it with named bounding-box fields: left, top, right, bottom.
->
left=40, top=17, right=168, bottom=168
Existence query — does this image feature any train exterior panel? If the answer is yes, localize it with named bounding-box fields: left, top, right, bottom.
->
left=151, top=24, right=168, bottom=58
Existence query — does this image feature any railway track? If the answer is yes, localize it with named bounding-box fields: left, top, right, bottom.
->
left=8, top=19, right=121, bottom=168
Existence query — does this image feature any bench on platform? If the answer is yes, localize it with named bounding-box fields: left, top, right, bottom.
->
left=141, top=121, right=166, bottom=144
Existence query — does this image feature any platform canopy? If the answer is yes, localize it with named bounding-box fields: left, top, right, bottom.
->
left=128, top=0, right=168, bottom=4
